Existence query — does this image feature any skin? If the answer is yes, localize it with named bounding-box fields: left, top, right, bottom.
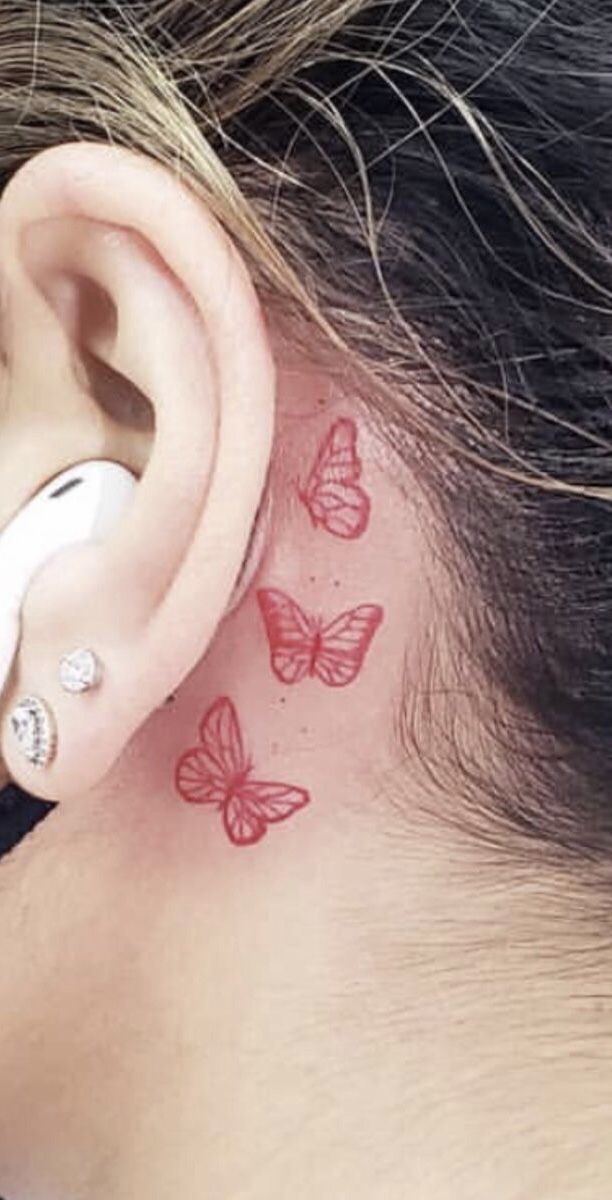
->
left=0, top=144, right=609, bottom=1200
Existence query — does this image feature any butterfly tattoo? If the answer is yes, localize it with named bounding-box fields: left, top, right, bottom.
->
left=257, top=587, right=383, bottom=687
left=175, top=696, right=310, bottom=846
left=297, top=417, right=371, bottom=539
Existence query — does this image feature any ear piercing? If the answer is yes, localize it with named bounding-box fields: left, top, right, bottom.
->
left=8, top=647, right=103, bottom=769
left=59, top=647, right=103, bottom=693
left=9, top=695, right=58, bottom=768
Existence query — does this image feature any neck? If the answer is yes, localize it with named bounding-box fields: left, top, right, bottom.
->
left=0, top=769, right=609, bottom=1200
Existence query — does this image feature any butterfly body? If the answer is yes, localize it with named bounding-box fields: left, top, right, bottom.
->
left=282, top=611, right=326, bottom=678
left=225, top=767, right=251, bottom=798
left=307, top=625, right=324, bottom=676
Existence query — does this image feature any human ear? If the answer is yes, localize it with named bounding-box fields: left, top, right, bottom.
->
left=0, top=141, right=275, bottom=801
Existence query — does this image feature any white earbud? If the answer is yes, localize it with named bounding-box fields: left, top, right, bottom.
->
left=0, top=460, right=137, bottom=696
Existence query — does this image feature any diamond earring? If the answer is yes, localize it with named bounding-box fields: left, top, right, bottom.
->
left=10, top=695, right=58, bottom=768
left=59, top=648, right=103, bottom=694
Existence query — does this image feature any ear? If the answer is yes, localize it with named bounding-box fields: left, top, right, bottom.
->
left=0, top=142, right=275, bottom=801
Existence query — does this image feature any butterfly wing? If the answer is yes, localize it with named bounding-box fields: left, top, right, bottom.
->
left=257, top=588, right=316, bottom=684
left=175, top=745, right=229, bottom=806
left=224, top=781, right=311, bottom=846
left=308, top=417, right=362, bottom=487
left=305, top=481, right=371, bottom=539
left=313, top=604, right=384, bottom=687
left=198, top=695, right=246, bottom=775
left=175, top=696, right=246, bottom=806
left=301, top=418, right=370, bottom=539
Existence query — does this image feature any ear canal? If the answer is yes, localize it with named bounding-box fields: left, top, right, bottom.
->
left=29, top=258, right=155, bottom=464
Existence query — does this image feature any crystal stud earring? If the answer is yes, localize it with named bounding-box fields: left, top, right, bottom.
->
left=59, top=647, right=103, bottom=694
left=9, top=695, right=58, bottom=768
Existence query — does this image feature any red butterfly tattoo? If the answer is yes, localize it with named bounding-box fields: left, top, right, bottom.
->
left=297, top=417, right=371, bottom=539
left=257, top=587, right=383, bottom=687
left=174, top=696, right=310, bottom=846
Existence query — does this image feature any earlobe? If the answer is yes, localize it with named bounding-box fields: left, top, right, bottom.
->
left=0, top=142, right=275, bottom=801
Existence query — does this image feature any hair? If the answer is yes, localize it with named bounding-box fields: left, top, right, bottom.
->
left=1, top=0, right=612, bottom=875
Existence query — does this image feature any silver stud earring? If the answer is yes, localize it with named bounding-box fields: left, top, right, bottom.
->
left=59, top=648, right=103, bottom=694
left=9, top=695, right=58, bottom=768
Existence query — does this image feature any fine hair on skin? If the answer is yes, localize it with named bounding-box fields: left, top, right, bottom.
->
left=0, top=0, right=611, bottom=885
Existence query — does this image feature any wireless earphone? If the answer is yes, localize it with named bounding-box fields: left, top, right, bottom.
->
left=0, top=460, right=137, bottom=697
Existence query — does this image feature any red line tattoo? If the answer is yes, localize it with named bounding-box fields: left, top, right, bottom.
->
left=257, top=587, right=384, bottom=687
left=297, top=417, right=371, bottom=539
left=174, top=696, right=310, bottom=846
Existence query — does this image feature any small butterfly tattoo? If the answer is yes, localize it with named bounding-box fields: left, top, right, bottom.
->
left=257, top=588, right=383, bottom=686
left=297, top=417, right=371, bottom=539
left=174, top=696, right=310, bottom=846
